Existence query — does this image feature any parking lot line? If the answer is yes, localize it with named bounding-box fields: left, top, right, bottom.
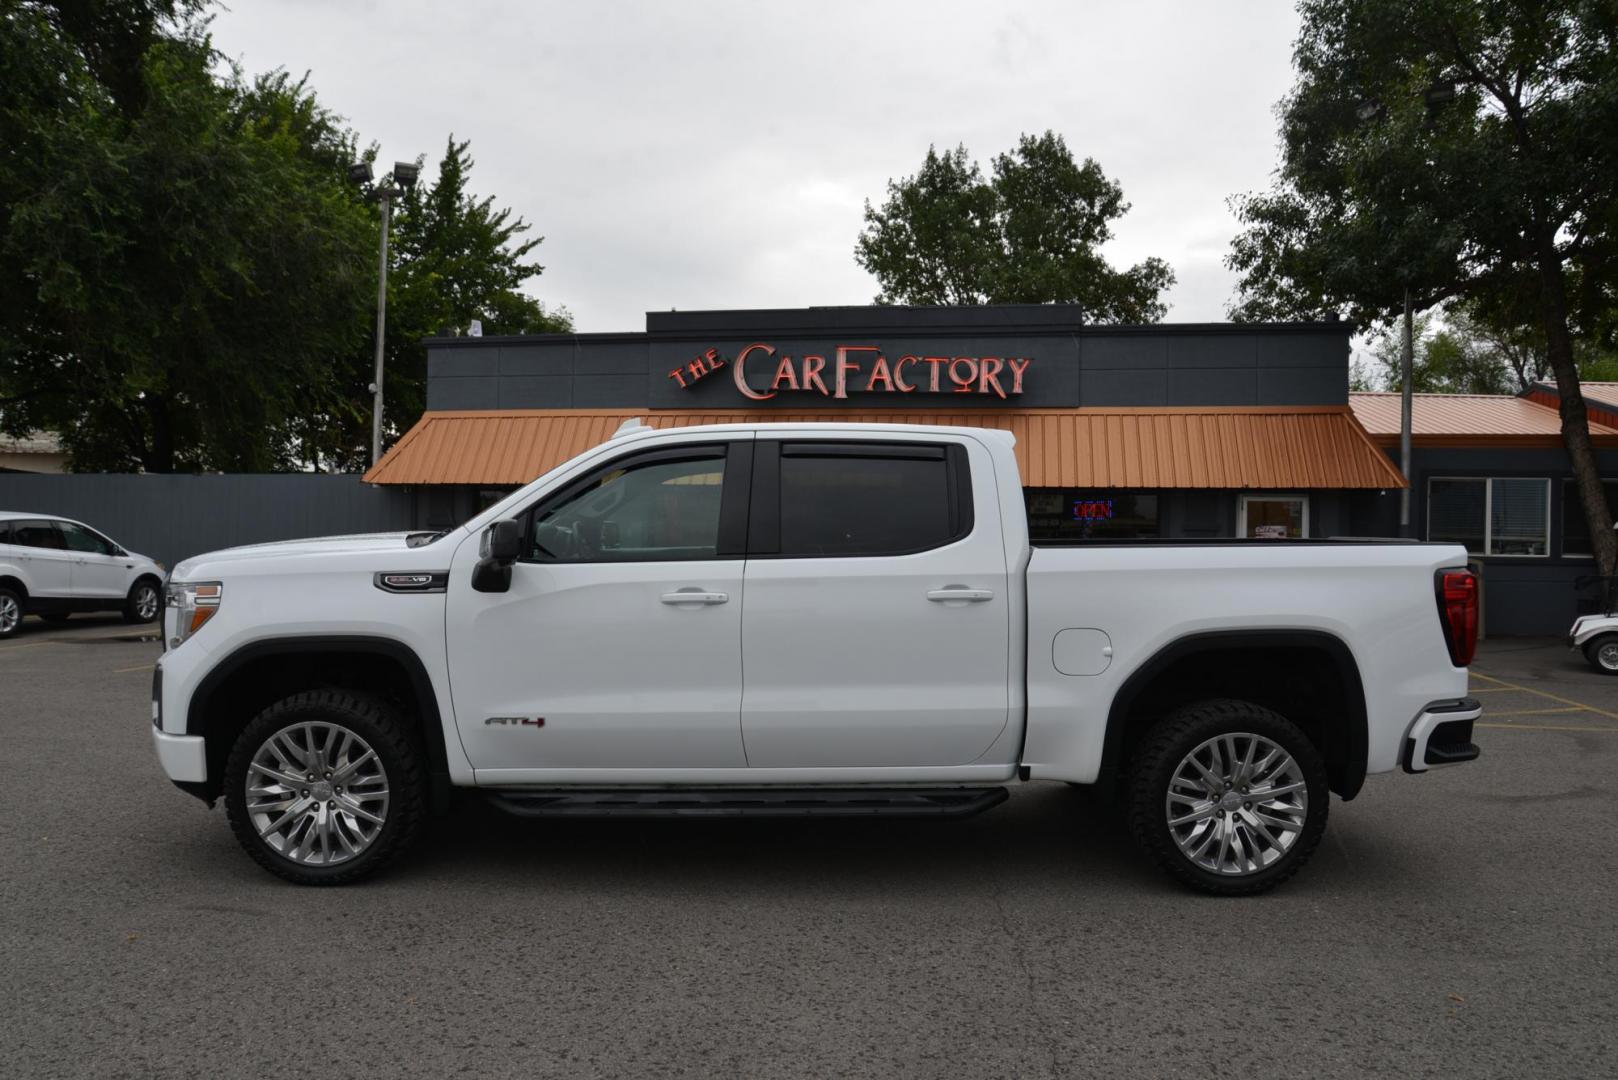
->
left=0, top=641, right=54, bottom=655
left=1477, top=707, right=1587, bottom=718
left=1477, top=722, right=1618, bottom=733
left=113, top=663, right=154, bottom=674
left=1469, top=669, right=1618, bottom=723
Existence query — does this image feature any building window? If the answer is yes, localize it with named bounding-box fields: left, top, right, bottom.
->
left=1427, top=477, right=1550, bottom=557
left=1561, top=479, right=1618, bottom=557
left=1025, top=491, right=1160, bottom=540
left=1238, top=495, right=1309, bottom=539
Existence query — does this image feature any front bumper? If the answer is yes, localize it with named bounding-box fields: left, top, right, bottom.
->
left=1401, top=698, right=1482, bottom=773
left=152, top=728, right=207, bottom=782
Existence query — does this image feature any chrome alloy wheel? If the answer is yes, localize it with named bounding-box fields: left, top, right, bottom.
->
left=0, top=593, right=18, bottom=634
left=246, top=722, right=390, bottom=865
left=1599, top=642, right=1618, bottom=672
left=1165, top=732, right=1308, bottom=876
left=134, top=583, right=160, bottom=621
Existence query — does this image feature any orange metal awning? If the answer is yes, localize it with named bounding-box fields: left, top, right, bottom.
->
left=364, top=406, right=1407, bottom=490
left=1350, top=391, right=1618, bottom=447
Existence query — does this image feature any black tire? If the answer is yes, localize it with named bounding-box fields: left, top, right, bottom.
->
left=122, top=578, right=161, bottom=624
left=0, top=586, right=22, bottom=639
left=1127, top=699, right=1329, bottom=897
left=224, top=690, right=426, bottom=885
left=1583, top=634, right=1618, bottom=676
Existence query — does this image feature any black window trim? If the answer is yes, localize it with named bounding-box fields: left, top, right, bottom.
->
left=747, top=438, right=975, bottom=560
left=514, top=440, right=752, bottom=564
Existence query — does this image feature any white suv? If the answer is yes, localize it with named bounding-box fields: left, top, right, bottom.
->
left=0, top=511, right=166, bottom=637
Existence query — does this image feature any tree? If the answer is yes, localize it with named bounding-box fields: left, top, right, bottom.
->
left=1362, top=312, right=1513, bottom=394
left=855, top=132, right=1174, bottom=321
left=1226, top=1, right=1618, bottom=575
left=301, top=137, right=572, bottom=471
left=0, top=3, right=374, bottom=471
left=0, top=5, right=570, bottom=472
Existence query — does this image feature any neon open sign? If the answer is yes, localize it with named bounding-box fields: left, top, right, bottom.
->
left=1072, top=499, right=1116, bottom=521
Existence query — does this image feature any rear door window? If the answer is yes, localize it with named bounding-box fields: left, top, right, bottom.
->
left=754, top=442, right=972, bottom=557
left=14, top=520, right=66, bottom=549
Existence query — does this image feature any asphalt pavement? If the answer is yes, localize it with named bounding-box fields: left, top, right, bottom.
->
left=2, top=616, right=1615, bottom=1079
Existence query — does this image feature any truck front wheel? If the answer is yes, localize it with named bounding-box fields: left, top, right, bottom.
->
left=223, top=690, right=426, bottom=885
left=1128, top=699, right=1329, bottom=896
left=1582, top=634, right=1618, bottom=675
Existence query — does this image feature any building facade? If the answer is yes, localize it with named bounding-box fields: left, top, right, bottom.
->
left=367, top=304, right=1614, bottom=635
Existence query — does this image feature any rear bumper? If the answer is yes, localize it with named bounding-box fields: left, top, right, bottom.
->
left=1401, top=698, right=1482, bottom=773
left=152, top=728, right=207, bottom=783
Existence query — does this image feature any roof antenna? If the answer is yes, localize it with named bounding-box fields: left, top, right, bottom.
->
left=615, top=418, right=650, bottom=437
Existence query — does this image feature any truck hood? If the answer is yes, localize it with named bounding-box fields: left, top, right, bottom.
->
left=170, top=531, right=447, bottom=578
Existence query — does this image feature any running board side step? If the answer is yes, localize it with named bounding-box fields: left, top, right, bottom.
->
left=484, top=787, right=1009, bottom=819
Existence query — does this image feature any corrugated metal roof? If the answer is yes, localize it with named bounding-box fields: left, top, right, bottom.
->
left=365, top=406, right=1406, bottom=490
left=1350, top=391, right=1618, bottom=442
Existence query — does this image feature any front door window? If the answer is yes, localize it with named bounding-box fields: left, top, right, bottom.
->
left=1240, top=495, right=1309, bottom=539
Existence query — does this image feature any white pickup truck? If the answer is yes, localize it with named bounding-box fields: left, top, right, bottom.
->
left=151, top=421, right=1481, bottom=894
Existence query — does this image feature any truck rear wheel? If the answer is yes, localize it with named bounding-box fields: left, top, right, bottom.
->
left=223, top=690, right=425, bottom=885
left=1127, top=699, right=1328, bottom=896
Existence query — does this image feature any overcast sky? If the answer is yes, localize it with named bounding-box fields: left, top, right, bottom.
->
left=209, top=0, right=1302, bottom=333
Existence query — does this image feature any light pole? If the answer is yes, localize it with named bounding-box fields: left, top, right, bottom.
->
left=349, top=159, right=420, bottom=468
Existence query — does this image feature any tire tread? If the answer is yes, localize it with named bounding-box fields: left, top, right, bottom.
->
left=223, top=689, right=425, bottom=886
left=1126, top=698, right=1329, bottom=897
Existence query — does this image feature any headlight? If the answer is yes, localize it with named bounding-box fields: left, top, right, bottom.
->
left=165, top=581, right=222, bottom=646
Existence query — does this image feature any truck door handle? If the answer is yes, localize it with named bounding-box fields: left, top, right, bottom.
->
left=660, top=589, right=728, bottom=605
left=926, top=587, right=995, bottom=603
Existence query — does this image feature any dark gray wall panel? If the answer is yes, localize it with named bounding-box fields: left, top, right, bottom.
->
left=1256, top=367, right=1345, bottom=405
left=1165, top=335, right=1258, bottom=369
left=1257, top=333, right=1345, bottom=368
left=427, top=346, right=497, bottom=378
left=498, top=343, right=574, bottom=377
left=1080, top=368, right=1167, bottom=406
left=1080, top=335, right=1167, bottom=370
left=426, top=378, right=499, bottom=411
left=0, top=474, right=415, bottom=569
left=572, top=374, right=650, bottom=407
left=496, top=376, right=574, bottom=408
left=1167, top=368, right=1258, bottom=405
left=577, top=341, right=649, bottom=374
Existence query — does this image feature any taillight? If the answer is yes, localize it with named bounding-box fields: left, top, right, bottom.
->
left=1435, top=569, right=1478, bottom=667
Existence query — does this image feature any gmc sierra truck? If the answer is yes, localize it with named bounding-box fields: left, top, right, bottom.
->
left=151, top=421, right=1482, bottom=894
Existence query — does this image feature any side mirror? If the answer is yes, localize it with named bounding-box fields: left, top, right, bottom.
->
left=485, top=518, right=523, bottom=562
left=472, top=519, right=523, bottom=593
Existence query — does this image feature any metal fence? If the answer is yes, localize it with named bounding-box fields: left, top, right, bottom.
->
left=0, top=474, right=416, bottom=569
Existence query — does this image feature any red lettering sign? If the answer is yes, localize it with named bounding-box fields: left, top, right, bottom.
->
left=669, top=342, right=1033, bottom=397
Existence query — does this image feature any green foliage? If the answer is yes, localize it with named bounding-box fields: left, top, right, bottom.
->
left=1226, top=0, right=1618, bottom=568
left=0, top=5, right=373, bottom=471
left=1363, top=312, right=1511, bottom=394
left=314, top=137, right=570, bottom=471
left=855, top=132, right=1174, bottom=322
left=1226, top=0, right=1618, bottom=323
left=0, top=2, right=568, bottom=472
